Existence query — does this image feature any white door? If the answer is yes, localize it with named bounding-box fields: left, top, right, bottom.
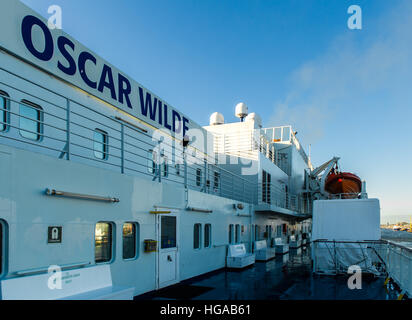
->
left=157, top=213, right=179, bottom=288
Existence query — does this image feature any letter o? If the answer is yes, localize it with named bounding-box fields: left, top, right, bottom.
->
left=21, top=15, right=54, bottom=61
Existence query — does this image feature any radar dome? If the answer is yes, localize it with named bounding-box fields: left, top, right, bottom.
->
left=209, top=112, right=224, bottom=126
left=235, top=102, right=248, bottom=121
left=245, top=112, right=262, bottom=128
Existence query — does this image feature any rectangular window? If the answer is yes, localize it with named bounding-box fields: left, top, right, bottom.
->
left=148, top=150, right=157, bottom=174
left=161, top=216, right=176, bottom=249
left=95, top=222, right=113, bottom=263
left=235, top=224, right=240, bottom=243
left=265, top=225, right=272, bottom=239
left=194, top=223, right=201, bottom=249
left=282, top=126, right=291, bottom=142
left=162, top=156, right=169, bottom=177
left=0, top=92, right=9, bottom=132
left=229, top=224, right=234, bottom=244
left=255, top=225, right=259, bottom=241
left=94, top=129, right=108, bottom=160
left=19, top=100, right=43, bottom=141
left=214, top=172, right=220, bottom=189
left=123, top=222, right=137, bottom=260
left=196, top=168, right=202, bottom=186
left=262, top=170, right=271, bottom=204
left=277, top=225, right=282, bottom=238
left=204, top=224, right=211, bottom=248
left=0, top=222, right=2, bottom=275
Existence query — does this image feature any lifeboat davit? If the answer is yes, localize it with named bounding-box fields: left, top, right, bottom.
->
left=325, top=172, right=361, bottom=199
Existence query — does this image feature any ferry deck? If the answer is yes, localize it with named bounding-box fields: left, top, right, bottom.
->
left=0, top=0, right=406, bottom=301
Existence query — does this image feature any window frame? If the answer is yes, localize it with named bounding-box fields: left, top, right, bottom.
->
left=19, top=99, right=43, bottom=141
left=193, top=223, right=202, bottom=250
left=162, top=155, right=169, bottom=177
left=235, top=224, right=240, bottom=244
left=93, top=128, right=109, bottom=160
left=0, top=91, right=10, bottom=132
left=122, top=222, right=139, bottom=261
left=148, top=150, right=157, bottom=174
left=214, top=171, right=220, bottom=189
left=94, top=221, right=115, bottom=264
left=204, top=224, right=211, bottom=248
left=196, top=168, right=202, bottom=187
left=0, top=220, right=6, bottom=278
left=229, top=224, right=234, bottom=244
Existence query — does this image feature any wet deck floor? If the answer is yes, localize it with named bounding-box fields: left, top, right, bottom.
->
left=136, top=247, right=398, bottom=300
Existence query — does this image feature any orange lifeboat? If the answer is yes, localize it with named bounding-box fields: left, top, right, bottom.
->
left=325, top=172, right=361, bottom=199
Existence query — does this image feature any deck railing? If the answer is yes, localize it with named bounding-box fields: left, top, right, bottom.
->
left=312, top=239, right=412, bottom=298
left=0, top=68, right=268, bottom=207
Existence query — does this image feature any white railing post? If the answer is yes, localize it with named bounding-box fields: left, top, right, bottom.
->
left=66, top=99, right=70, bottom=160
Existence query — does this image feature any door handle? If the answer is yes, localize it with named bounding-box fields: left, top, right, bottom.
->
left=167, top=255, right=173, bottom=262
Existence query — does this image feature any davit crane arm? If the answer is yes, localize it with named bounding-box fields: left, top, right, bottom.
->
left=309, top=156, right=340, bottom=198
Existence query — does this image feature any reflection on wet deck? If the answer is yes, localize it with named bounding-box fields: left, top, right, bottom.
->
left=137, top=247, right=398, bottom=300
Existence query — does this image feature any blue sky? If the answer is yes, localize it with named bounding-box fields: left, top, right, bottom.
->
left=21, top=0, right=412, bottom=221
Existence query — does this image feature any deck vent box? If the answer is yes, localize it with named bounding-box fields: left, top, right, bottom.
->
left=144, top=239, right=157, bottom=253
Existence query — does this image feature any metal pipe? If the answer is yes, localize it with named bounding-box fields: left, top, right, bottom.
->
left=45, top=188, right=119, bottom=203
left=186, top=207, right=213, bottom=213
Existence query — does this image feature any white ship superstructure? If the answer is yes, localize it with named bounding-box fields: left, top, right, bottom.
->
left=0, top=0, right=329, bottom=300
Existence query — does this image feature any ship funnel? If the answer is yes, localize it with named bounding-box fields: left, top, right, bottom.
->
left=235, top=102, right=248, bottom=122
left=209, top=112, right=224, bottom=125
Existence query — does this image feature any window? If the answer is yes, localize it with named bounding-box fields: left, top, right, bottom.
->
left=175, top=164, right=180, bottom=175
left=94, top=129, right=108, bottom=160
left=162, top=155, right=169, bottom=177
left=265, top=225, right=272, bottom=239
left=0, top=221, right=3, bottom=275
left=276, top=225, right=282, bottom=238
left=123, top=222, right=138, bottom=260
left=282, top=126, right=291, bottom=142
left=161, top=216, right=176, bottom=249
left=214, top=172, right=220, bottom=189
left=255, top=225, right=259, bottom=241
left=95, top=222, right=113, bottom=263
left=0, top=91, right=9, bottom=132
left=204, top=224, right=211, bottom=248
left=282, top=224, right=287, bottom=235
left=262, top=170, right=271, bottom=204
left=148, top=150, right=157, bottom=174
left=235, top=224, right=240, bottom=243
left=196, top=168, right=202, bottom=186
left=19, top=100, right=43, bottom=141
left=229, top=224, right=234, bottom=244
left=194, top=223, right=201, bottom=249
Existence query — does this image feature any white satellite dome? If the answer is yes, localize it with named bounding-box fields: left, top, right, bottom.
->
left=209, top=112, right=225, bottom=126
left=235, top=102, right=248, bottom=121
left=245, top=112, right=262, bottom=128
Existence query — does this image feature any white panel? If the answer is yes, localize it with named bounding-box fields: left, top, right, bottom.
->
left=312, top=199, right=381, bottom=241
left=159, top=251, right=177, bottom=285
left=1, top=265, right=112, bottom=300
